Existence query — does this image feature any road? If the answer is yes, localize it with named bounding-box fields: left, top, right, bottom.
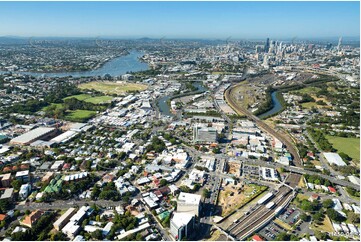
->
left=242, top=159, right=360, bottom=190
left=224, top=83, right=302, bottom=167
left=15, top=199, right=126, bottom=211
left=304, top=130, right=342, bottom=176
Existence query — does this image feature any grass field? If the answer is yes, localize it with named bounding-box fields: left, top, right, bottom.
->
left=326, top=135, right=360, bottom=161
left=78, top=81, right=147, bottom=95
left=296, top=86, right=321, bottom=95
left=65, top=110, right=96, bottom=122
left=301, top=102, right=317, bottom=109
left=41, top=103, right=63, bottom=111
left=311, top=215, right=334, bottom=233
left=64, top=94, right=113, bottom=104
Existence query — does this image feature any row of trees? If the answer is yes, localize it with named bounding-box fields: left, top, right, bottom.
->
left=307, top=128, right=335, bottom=152
left=304, top=174, right=332, bottom=187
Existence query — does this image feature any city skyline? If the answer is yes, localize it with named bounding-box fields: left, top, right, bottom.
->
left=0, top=1, right=359, bottom=39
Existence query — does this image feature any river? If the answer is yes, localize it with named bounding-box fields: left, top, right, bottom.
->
left=257, top=91, right=283, bottom=119
left=0, top=51, right=149, bottom=78
left=157, top=82, right=207, bottom=116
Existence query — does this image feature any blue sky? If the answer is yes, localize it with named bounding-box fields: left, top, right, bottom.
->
left=0, top=1, right=359, bottom=39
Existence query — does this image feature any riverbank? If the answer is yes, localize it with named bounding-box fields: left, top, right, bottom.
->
left=0, top=50, right=148, bottom=78
left=157, top=82, right=207, bottom=116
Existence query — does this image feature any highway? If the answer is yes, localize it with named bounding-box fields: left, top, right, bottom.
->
left=224, top=83, right=302, bottom=167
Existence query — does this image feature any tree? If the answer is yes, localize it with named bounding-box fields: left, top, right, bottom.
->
left=50, top=231, right=68, bottom=241
left=11, top=179, right=22, bottom=190
left=159, top=179, right=168, bottom=187
left=161, top=216, right=170, bottom=228
left=275, top=232, right=290, bottom=241
left=314, top=230, right=329, bottom=241
left=0, top=199, right=10, bottom=213
left=327, top=208, right=346, bottom=222
left=322, top=199, right=334, bottom=209
left=347, top=212, right=360, bottom=224
left=91, top=229, right=103, bottom=240
left=338, top=152, right=352, bottom=162
left=179, top=186, right=191, bottom=193
left=135, top=233, right=143, bottom=241
left=202, top=189, right=210, bottom=198
left=312, top=212, right=324, bottom=224
left=300, top=213, right=308, bottom=222
left=91, top=185, right=101, bottom=200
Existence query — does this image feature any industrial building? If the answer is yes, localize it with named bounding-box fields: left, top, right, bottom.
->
left=193, top=125, right=217, bottom=144
left=170, top=212, right=195, bottom=241
left=323, top=152, right=347, bottom=166
left=10, top=127, right=57, bottom=145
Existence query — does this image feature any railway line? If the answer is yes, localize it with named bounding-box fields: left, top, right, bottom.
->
left=224, top=84, right=302, bottom=167
left=228, top=186, right=293, bottom=239
left=236, top=191, right=294, bottom=240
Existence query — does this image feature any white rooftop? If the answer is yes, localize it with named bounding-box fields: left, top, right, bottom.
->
left=323, top=153, right=347, bottom=166
left=10, top=127, right=55, bottom=144
left=171, top=212, right=194, bottom=228
left=178, top=192, right=201, bottom=205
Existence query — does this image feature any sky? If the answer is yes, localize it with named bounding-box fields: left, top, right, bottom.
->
left=0, top=1, right=359, bottom=39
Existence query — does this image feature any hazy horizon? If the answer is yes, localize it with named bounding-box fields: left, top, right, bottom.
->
left=0, top=1, right=359, bottom=39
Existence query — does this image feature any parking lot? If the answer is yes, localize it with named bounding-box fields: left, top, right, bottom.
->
left=258, top=221, right=287, bottom=240
left=279, top=206, right=300, bottom=227
left=242, top=164, right=260, bottom=179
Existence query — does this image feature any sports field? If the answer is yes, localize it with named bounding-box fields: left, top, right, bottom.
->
left=326, top=135, right=360, bottom=161
left=78, top=81, right=147, bottom=95
left=65, top=110, right=97, bottom=122
left=64, top=94, right=113, bottom=104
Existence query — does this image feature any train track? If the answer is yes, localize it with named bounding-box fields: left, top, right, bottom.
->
left=236, top=192, right=294, bottom=240
left=228, top=186, right=291, bottom=237
left=224, top=84, right=302, bottom=167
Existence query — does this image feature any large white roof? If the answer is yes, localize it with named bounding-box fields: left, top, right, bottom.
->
left=171, top=212, right=194, bottom=228
left=178, top=192, right=201, bottom=205
left=323, top=153, right=347, bottom=166
left=11, top=127, right=55, bottom=144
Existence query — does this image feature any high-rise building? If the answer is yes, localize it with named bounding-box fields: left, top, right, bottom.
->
left=177, top=192, right=202, bottom=216
left=337, top=36, right=342, bottom=51
left=170, top=212, right=195, bottom=241
left=255, top=45, right=263, bottom=53
left=264, top=38, right=270, bottom=53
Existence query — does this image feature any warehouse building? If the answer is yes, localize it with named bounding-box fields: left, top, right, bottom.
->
left=323, top=152, right=347, bottom=166
left=10, top=127, right=57, bottom=145
left=193, top=125, right=217, bottom=144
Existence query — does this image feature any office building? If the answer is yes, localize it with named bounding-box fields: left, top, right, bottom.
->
left=177, top=192, right=201, bottom=217
left=264, top=38, right=270, bottom=53
left=170, top=212, right=195, bottom=241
